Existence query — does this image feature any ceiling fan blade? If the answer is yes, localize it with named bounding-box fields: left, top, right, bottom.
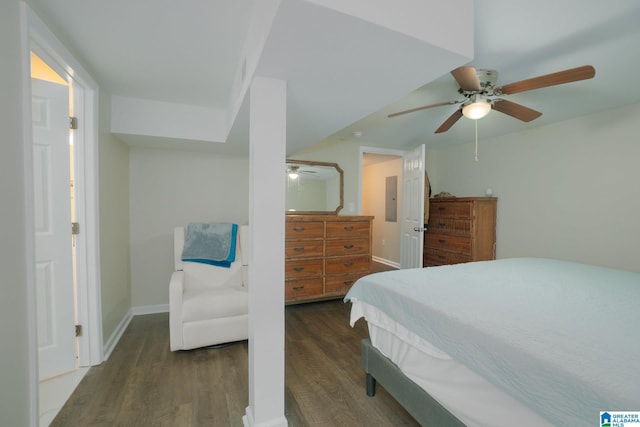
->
left=435, top=109, right=463, bottom=133
left=492, top=99, right=542, bottom=122
left=496, top=65, right=595, bottom=95
left=388, top=100, right=461, bottom=118
left=451, top=66, right=481, bottom=91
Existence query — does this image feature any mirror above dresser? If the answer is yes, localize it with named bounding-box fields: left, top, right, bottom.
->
left=286, top=160, right=343, bottom=215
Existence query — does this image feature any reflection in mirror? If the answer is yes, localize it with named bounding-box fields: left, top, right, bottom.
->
left=286, top=160, right=343, bottom=215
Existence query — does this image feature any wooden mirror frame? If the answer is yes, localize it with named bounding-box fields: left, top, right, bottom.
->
left=285, top=159, right=344, bottom=215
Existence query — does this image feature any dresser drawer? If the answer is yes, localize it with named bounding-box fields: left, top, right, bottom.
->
left=430, top=201, right=471, bottom=219
left=423, top=198, right=496, bottom=268
left=286, top=221, right=324, bottom=239
left=285, top=215, right=373, bottom=304
left=325, top=255, right=370, bottom=275
left=325, top=273, right=366, bottom=295
left=285, top=278, right=323, bottom=301
left=325, top=239, right=369, bottom=257
left=427, top=217, right=471, bottom=236
left=425, top=233, right=471, bottom=255
left=285, top=240, right=324, bottom=258
left=285, top=259, right=323, bottom=279
left=424, top=249, right=471, bottom=266
left=326, top=221, right=370, bottom=238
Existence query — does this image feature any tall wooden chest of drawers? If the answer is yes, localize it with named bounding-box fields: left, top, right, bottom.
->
left=285, top=215, right=373, bottom=303
left=424, top=197, right=497, bottom=267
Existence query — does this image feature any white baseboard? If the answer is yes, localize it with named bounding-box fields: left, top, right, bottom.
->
left=103, top=308, right=132, bottom=360
left=372, top=256, right=400, bottom=269
left=132, top=304, right=169, bottom=315
left=243, top=408, right=288, bottom=427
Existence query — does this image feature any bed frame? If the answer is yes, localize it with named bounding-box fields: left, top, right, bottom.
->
left=361, top=338, right=465, bottom=426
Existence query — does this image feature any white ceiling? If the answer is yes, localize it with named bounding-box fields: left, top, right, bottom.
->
left=30, top=0, right=640, bottom=155
left=32, top=0, right=255, bottom=108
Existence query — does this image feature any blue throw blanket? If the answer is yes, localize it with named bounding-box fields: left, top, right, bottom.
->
left=181, top=222, right=238, bottom=268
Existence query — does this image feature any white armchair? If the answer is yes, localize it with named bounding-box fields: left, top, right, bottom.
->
left=169, top=224, right=249, bottom=351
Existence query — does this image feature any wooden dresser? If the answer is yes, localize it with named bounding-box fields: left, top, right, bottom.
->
left=424, top=197, right=497, bottom=267
left=285, top=215, right=373, bottom=304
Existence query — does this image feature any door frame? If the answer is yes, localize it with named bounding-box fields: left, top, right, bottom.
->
left=357, top=146, right=407, bottom=267
left=21, top=2, right=103, bottom=422
left=358, top=145, right=426, bottom=269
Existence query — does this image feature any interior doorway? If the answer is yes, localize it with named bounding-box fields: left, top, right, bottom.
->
left=359, top=148, right=405, bottom=269
left=359, top=145, right=426, bottom=269
left=31, top=50, right=87, bottom=426
left=24, top=5, right=104, bottom=423
left=31, top=53, right=78, bottom=381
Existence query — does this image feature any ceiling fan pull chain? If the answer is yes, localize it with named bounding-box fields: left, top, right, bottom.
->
left=475, top=120, right=479, bottom=162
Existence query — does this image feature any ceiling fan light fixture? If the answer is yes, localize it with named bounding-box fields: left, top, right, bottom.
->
left=462, top=99, right=492, bottom=120
left=287, top=165, right=299, bottom=179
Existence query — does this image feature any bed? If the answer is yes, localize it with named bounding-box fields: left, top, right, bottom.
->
left=344, top=258, right=640, bottom=427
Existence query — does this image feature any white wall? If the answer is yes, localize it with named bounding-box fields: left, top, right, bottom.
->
left=0, top=1, right=31, bottom=424
left=99, top=94, right=132, bottom=341
left=427, top=103, right=640, bottom=273
left=129, top=147, right=249, bottom=307
left=363, top=157, right=403, bottom=265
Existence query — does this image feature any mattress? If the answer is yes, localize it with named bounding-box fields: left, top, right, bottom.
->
left=345, top=258, right=640, bottom=426
left=355, top=300, right=551, bottom=427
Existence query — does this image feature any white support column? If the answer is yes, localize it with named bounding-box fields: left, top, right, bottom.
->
left=243, top=77, right=288, bottom=427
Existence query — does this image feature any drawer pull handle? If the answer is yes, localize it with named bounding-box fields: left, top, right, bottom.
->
left=343, top=244, right=354, bottom=249
left=293, top=227, right=305, bottom=232
left=343, top=280, right=354, bottom=286
left=438, top=239, right=446, bottom=244
left=343, top=226, right=354, bottom=231
left=438, top=255, right=446, bottom=259
left=293, top=286, right=305, bottom=291
left=293, top=247, right=305, bottom=252
left=438, top=222, right=446, bottom=227
left=344, top=262, right=353, bottom=267
left=293, top=266, right=305, bottom=271
left=438, top=207, right=446, bottom=211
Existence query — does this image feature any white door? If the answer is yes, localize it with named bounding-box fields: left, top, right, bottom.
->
left=32, top=78, right=76, bottom=380
left=400, top=144, right=425, bottom=269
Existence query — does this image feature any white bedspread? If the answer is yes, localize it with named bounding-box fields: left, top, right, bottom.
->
left=345, top=258, right=640, bottom=426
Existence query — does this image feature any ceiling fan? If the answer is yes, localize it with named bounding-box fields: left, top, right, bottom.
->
left=287, top=164, right=317, bottom=179
left=388, top=65, right=596, bottom=133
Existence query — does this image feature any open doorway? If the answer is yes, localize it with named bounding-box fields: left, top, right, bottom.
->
left=31, top=51, right=89, bottom=425
left=360, top=149, right=404, bottom=269
left=24, top=5, right=103, bottom=424
left=31, top=51, right=78, bottom=381
left=359, top=145, right=426, bottom=270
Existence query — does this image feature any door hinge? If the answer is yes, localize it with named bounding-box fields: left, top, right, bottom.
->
left=72, top=222, right=80, bottom=235
left=75, top=324, right=82, bottom=337
left=69, top=116, right=78, bottom=130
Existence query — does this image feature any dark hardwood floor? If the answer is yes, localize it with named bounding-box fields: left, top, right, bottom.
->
left=370, top=261, right=398, bottom=274
left=52, top=291, right=416, bottom=426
